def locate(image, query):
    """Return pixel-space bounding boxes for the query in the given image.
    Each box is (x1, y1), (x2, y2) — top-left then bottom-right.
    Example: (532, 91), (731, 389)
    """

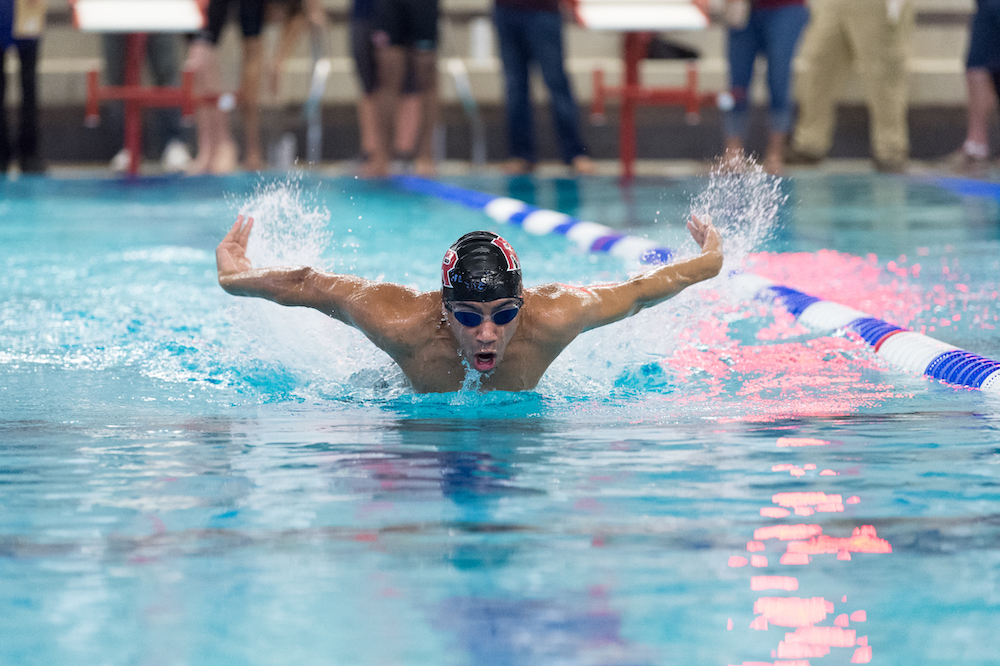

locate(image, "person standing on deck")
(346, 0), (423, 173)
(940, 0), (1000, 175)
(493, 0), (596, 175)
(696, 0), (809, 175)
(784, 0), (914, 173)
(215, 215), (723, 393)
(104, 32), (193, 173)
(0, 0), (46, 175)
(364, 0), (440, 178)
(186, 0), (271, 173)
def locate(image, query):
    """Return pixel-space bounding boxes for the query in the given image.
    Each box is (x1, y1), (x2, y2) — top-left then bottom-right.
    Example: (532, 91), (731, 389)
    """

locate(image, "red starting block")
(573, 0), (719, 179)
(74, 0), (207, 175)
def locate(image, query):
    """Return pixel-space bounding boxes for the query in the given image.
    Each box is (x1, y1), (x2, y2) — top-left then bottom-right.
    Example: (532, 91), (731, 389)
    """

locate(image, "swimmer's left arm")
(566, 214), (723, 331)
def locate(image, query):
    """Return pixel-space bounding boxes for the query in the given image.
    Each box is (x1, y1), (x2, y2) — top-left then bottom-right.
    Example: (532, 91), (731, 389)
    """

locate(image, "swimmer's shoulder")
(527, 282), (600, 305)
(522, 283), (600, 338)
(346, 284), (439, 336)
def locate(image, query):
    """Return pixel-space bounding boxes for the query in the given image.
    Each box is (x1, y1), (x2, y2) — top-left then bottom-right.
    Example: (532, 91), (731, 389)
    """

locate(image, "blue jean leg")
(725, 17), (761, 139)
(725, 5), (808, 139)
(761, 5), (809, 133)
(494, 6), (587, 164)
(0, 40), (40, 166)
(523, 10), (587, 163)
(494, 6), (537, 163)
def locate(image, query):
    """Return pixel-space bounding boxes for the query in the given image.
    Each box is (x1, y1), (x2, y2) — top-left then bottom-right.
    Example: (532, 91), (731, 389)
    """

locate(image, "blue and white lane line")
(393, 176), (675, 264)
(742, 276), (1000, 393)
(392, 175), (1000, 394)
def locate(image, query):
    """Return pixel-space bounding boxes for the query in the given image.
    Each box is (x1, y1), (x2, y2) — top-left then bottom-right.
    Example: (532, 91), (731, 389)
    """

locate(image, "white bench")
(573, 0), (708, 32)
(72, 0), (206, 33)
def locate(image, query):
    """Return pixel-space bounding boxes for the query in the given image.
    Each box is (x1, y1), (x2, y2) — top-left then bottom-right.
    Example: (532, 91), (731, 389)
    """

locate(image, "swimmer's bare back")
(216, 214), (723, 392)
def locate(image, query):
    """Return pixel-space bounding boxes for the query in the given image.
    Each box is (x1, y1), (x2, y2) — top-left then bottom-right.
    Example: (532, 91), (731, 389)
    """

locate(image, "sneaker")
(940, 147), (988, 176)
(161, 140), (192, 173)
(110, 148), (130, 173)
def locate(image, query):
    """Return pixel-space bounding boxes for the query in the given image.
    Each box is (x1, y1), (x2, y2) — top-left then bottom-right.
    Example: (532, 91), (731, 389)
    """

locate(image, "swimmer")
(216, 215), (723, 392)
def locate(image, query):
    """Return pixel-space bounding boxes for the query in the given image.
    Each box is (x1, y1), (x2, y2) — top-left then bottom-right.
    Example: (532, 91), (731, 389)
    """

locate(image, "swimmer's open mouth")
(473, 352), (496, 372)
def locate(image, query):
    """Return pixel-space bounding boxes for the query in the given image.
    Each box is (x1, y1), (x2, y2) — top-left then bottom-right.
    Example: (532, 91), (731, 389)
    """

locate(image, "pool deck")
(20, 157), (1000, 182)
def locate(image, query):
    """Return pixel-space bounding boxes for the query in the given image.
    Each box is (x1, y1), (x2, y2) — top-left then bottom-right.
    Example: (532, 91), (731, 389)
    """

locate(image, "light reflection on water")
(0, 173), (998, 664)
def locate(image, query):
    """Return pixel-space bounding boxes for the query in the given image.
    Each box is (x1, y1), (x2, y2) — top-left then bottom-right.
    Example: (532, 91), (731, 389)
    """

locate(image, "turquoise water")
(1, 172), (998, 665)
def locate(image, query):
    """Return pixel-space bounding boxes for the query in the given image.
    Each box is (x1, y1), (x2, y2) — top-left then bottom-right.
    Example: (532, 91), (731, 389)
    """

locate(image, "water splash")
(541, 157), (787, 397)
(690, 153), (785, 267)
(239, 174), (332, 269)
(460, 362), (484, 393)
(224, 176), (411, 400)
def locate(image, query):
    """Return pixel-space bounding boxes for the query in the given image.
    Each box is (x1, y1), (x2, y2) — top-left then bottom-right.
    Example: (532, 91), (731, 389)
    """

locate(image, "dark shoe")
(19, 153), (47, 175)
(784, 146), (824, 166)
(874, 158), (906, 174)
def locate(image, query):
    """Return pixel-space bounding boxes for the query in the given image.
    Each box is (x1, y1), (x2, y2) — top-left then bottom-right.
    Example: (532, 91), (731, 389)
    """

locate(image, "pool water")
(1, 171), (998, 665)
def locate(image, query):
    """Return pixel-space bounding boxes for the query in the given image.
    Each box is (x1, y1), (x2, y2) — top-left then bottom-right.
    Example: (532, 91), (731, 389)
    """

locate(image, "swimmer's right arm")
(215, 216), (392, 327)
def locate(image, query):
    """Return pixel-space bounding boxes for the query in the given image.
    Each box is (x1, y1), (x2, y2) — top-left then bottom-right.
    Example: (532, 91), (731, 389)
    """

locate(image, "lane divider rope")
(393, 175), (1000, 394)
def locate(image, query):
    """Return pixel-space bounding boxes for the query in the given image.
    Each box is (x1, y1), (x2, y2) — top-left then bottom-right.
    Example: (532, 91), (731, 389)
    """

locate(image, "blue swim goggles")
(445, 298), (523, 328)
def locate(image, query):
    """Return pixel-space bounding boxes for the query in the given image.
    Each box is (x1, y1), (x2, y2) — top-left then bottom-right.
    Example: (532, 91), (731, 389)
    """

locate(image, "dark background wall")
(33, 103), (985, 164)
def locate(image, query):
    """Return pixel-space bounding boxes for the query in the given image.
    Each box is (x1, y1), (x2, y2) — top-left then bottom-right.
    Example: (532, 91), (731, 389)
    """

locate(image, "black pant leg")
(17, 40), (39, 161)
(0, 48), (9, 171)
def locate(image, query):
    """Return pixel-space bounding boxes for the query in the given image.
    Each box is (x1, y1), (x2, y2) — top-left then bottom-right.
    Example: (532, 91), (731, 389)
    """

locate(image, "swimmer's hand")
(687, 214), (723, 257)
(216, 215), (254, 285)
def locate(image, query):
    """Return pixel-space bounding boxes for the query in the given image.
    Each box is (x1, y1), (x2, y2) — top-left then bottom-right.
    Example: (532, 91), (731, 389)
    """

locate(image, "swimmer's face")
(444, 297), (522, 373)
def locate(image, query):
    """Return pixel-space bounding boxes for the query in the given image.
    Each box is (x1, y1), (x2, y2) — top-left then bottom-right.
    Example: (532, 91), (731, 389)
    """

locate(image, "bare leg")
(360, 93), (420, 158)
(366, 45), (407, 178)
(394, 93), (422, 156)
(240, 37), (265, 171)
(965, 68), (995, 153)
(412, 49), (439, 177)
(723, 136), (744, 161)
(763, 131), (786, 175)
(358, 94), (379, 157)
(209, 106), (238, 174)
(185, 41), (236, 175)
(187, 106), (213, 175)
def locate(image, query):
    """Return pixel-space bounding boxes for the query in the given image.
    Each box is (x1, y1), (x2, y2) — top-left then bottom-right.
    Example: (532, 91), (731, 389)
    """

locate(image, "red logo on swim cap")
(442, 248), (458, 287)
(491, 236), (520, 271)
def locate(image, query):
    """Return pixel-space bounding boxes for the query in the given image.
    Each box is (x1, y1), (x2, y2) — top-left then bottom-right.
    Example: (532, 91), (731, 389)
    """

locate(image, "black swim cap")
(441, 231), (522, 302)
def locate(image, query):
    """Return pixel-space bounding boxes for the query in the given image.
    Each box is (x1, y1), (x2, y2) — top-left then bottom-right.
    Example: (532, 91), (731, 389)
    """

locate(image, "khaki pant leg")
(844, 0), (913, 164)
(792, 0), (854, 157)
